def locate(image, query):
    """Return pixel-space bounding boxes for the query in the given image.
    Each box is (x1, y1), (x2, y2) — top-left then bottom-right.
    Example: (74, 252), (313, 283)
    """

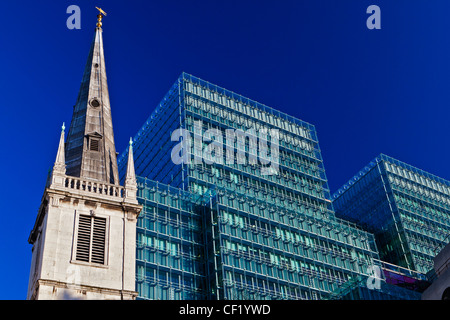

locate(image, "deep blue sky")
(1, 0), (450, 299)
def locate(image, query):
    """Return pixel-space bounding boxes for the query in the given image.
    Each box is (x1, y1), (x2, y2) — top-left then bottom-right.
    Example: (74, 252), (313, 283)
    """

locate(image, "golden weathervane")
(95, 7), (107, 28)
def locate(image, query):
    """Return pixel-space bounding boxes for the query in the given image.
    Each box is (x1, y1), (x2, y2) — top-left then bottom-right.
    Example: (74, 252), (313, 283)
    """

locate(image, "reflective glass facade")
(134, 177), (214, 299)
(119, 73), (381, 300)
(333, 154), (450, 275)
(326, 274), (422, 300)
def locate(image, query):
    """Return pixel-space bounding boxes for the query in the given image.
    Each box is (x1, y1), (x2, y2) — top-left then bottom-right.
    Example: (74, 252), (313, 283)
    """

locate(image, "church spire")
(27, 10), (142, 301)
(64, 12), (120, 184)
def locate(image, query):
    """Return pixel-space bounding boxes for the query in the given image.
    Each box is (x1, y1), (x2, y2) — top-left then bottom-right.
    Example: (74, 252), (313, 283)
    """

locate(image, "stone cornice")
(32, 279), (138, 300)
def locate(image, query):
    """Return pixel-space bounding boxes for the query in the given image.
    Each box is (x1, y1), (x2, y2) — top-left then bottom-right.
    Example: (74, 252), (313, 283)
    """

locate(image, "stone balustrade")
(62, 175), (124, 199)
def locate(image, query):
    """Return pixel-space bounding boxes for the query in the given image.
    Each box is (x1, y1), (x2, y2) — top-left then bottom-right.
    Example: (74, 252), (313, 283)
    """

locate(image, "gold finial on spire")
(95, 7), (107, 28)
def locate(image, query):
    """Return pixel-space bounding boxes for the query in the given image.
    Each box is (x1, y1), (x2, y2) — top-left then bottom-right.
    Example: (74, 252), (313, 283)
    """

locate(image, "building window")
(75, 214), (107, 265)
(90, 98), (101, 108)
(90, 139), (100, 152)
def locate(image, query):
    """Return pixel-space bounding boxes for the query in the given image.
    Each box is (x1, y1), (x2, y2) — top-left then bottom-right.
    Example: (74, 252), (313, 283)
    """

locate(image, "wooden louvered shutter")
(76, 215), (106, 264)
(76, 215), (92, 262)
(90, 139), (100, 151)
(91, 217), (106, 264)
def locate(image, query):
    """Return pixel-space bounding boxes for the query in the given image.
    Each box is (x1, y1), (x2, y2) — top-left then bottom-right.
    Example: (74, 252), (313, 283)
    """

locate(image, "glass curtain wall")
(119, 73), (382, 300)
(135, 177), (214, 300)
(333, 154), (450, 275)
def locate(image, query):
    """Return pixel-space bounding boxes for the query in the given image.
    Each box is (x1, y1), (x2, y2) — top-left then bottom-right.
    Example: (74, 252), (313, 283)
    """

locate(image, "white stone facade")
(27, 175), (141, 300)
(28, 177), (140, 299)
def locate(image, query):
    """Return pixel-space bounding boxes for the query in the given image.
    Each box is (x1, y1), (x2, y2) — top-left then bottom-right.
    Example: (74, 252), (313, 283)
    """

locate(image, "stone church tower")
(27, 12), (142, 300)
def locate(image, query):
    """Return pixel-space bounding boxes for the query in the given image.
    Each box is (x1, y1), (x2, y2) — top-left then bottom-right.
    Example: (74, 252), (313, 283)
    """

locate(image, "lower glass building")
(326, 275), (423, 300)
(332, 154), (450, 275)
(119, 73), (384, 300)
(135, 178), (213, 299)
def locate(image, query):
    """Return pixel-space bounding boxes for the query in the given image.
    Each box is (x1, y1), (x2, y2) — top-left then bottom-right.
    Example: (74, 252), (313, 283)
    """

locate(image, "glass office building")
(119, 73), (382, 300)
(133, 177), (214, 300)
(333, 154), (450, 275)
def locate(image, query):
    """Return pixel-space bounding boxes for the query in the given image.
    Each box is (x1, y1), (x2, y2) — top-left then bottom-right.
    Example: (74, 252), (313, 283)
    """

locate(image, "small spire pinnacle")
(51, 123), (67, 187)
(124, 137), (138, 203)
(62, 122), (65, 133)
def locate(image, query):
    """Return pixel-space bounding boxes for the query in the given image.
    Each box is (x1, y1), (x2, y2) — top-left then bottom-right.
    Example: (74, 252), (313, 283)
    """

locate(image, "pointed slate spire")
(64, 17), (120, 185)
(124, 138), (138, 203)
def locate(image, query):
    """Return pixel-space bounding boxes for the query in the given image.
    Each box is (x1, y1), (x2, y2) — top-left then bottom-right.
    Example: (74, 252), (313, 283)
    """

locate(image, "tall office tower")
(333, 154), (450, 275)
(118, 73), (381, 300)
(27, 14), (141, 300)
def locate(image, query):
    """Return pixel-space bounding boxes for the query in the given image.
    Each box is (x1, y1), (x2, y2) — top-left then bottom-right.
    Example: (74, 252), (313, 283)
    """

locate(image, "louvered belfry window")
(76, 215), (107, 264)
(89, 139), (100, 152)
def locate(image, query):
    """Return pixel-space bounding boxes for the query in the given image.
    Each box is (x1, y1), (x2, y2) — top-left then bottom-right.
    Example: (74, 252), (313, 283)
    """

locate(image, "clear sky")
(1, 0), (450, 299)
